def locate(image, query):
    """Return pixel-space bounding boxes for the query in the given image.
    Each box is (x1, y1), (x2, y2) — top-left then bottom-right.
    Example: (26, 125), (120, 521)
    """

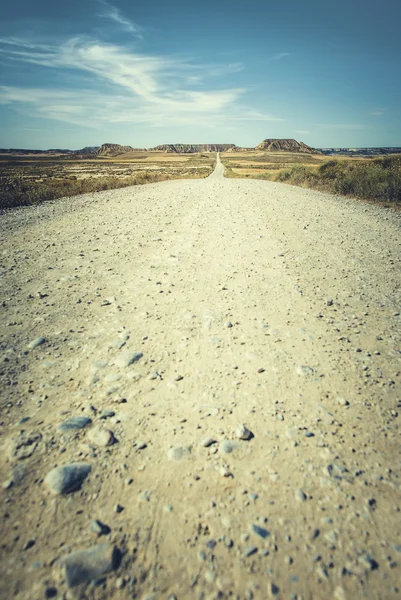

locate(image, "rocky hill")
(255, 139), (319, 153)
(95, 143), (134, 156)
(151, 144), (237, 153)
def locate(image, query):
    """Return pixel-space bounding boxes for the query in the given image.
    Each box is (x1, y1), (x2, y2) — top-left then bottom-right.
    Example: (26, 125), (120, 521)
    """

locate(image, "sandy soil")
(1, 156), (401, 600)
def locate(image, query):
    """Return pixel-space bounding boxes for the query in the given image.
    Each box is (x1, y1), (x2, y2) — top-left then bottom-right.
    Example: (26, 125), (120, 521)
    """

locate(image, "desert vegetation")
(221, 151), (401, 205)
(0, 152), (215, 210)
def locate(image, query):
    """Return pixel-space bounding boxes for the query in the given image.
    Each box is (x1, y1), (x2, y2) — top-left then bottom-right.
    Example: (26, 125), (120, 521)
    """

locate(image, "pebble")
(27, 336), (47, 349)
(115, 351), (143, 368)
(225, 321), (233, 328)
(58, 416), (92, 432)
(219, 440), (238, 454)
(244, 546), (258, 557)
(250, 524), (270, 539)
(44, 463), (91, 495)
(63, 543), (119, 587)
(200, 437), (216, 447)
(135, 441), (147, 450)
(296, 365), (314, 376)
(114, 504), (124, 513)
(115, 577), (126, 589)
(337, 397), (350, 406)
(8, 431), (41, 460)
(235, 423), (252, 440)
(87, 426), (115, 447)
(90, 520), (111, 535)
(295, 489), (307, 502)
(100, 410), (116, 419)
(167, 446), (190, 461)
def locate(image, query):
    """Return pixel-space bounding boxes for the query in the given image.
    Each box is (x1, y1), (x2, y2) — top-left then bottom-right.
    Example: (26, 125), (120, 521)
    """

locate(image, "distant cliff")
(151, 144), (237, 153)
(255, 139), (319, 154)
(95, 143), (134, 156)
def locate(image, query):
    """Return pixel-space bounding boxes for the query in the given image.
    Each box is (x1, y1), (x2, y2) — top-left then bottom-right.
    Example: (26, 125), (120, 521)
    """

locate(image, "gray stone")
(87, 427), (115, 447)
(27, 336), (47, 349)
(44, 463), (91, 495)
(200, 437), (216, 448)
(235, 423), (252, 440)
(115, 351), (143, 368)
(58, 416), (92, 432)
(250, 524), (270, 539)
(8, 431), (42, 460)
(167, 446), (190, 461)
(90, 520), (111, 536)
(63, 543), (119, 587)
(219, 440), (239, 454)
(295, 488), (307, 502)
(244, 546), (258, 557)
(296, 365), (314, 376)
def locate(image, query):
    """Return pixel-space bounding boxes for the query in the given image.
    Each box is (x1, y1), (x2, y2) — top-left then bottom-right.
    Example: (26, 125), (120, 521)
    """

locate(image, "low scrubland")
(0, 152), (215, 210)
(221, 151), (401, 205)
(275, 155), (401, 204)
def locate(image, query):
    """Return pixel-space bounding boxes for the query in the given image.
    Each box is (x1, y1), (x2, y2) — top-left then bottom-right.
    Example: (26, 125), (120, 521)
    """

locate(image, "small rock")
(90, 520), (111, 535)
(8, 431), (42, 460)
(58, 416), (92, 432)
(219, 440), (238, 454)
(44, 463), (91, 495)
(115, 577), (126, 590)
(63, 543), (119, 588)
(337, 397), (349, 407)
(200, 437), (216, 448)
(296, 365), (314, 376)
(220, 466), (232, 477)
(135, 441), (147, 450)
(235, 424), (252, 440)
(244, 546), (258, 557)
(225, 321), (233, 328)
(100, 410), (115, 419)
(167, 446), (190, 461)
(87, 426), (115, 447)
(114, 504), (124, 513)
(250, 524), (270, 539)
(295, 489), (307, 502)
(115, 351), (143, 368)
(23, 539), (36, 550)
(27, 336), (47, 349)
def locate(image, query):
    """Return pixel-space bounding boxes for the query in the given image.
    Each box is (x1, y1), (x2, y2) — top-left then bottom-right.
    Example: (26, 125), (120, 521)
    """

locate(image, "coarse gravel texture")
(0, 154), (401, 599)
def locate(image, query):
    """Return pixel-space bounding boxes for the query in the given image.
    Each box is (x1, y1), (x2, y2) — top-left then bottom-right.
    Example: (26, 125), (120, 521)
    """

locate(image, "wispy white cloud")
(0, 36), (283, 128)
(96, 0), (143, 38)
(271, 52), (290, 61)
(296, 129), (310, 134)
(370, 110), (384, 116)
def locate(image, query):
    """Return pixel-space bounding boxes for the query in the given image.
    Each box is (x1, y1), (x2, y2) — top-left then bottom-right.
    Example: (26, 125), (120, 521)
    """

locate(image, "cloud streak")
(96, 0), (143, 38)
(0, 36), (283, 129)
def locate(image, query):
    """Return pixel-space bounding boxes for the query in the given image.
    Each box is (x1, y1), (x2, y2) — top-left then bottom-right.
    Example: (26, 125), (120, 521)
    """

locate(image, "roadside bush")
(0, 171), (172, 210)
(275, 155), (401, 204)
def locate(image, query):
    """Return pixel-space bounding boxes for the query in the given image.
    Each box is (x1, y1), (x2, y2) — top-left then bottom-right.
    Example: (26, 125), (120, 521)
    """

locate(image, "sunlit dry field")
(220, 150), (328, 179)
(0, 151), (216, 209)
(220, 150), (401, 205)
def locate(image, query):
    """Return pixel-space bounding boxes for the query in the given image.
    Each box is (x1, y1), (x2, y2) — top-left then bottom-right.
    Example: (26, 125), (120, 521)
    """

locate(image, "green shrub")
(275, 155), (401, 204)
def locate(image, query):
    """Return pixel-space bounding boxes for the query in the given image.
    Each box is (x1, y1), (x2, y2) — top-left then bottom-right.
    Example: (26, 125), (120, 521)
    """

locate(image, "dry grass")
(220, 150), (401, 205)
(0, 151), (215, 210)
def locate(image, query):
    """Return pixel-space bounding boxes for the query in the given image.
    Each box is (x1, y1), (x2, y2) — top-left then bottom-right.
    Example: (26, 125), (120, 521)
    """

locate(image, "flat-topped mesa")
(256, 139), (320, 154)
(150, 144), (237, 153)
(95, 143), (134, 156)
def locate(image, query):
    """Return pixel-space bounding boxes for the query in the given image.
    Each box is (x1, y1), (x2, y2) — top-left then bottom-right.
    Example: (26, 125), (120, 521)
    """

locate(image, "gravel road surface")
(1, 155), (401, 599)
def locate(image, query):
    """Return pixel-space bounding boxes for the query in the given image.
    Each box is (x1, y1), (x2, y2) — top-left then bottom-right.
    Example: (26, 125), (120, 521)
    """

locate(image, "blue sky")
(1, 0), (400, 149)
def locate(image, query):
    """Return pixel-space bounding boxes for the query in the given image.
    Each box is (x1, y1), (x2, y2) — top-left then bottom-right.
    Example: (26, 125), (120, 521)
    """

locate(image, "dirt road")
(1, 156), (401, 600)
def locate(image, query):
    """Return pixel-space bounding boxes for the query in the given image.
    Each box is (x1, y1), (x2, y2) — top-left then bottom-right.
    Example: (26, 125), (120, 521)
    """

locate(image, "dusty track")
(1, 156), (401, 599)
